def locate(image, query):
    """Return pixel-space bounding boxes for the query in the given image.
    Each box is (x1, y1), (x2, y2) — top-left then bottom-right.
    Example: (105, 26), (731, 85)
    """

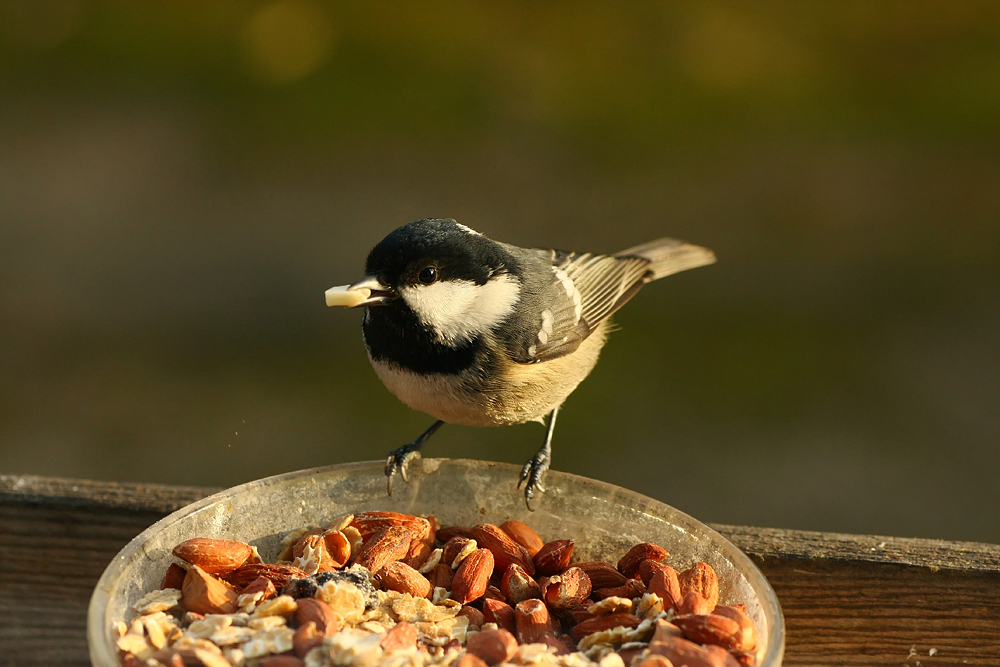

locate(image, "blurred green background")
(1, 1), (998, 542)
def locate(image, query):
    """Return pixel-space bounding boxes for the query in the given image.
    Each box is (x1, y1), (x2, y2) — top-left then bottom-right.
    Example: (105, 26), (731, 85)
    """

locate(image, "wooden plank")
(1, 474), (999, 666)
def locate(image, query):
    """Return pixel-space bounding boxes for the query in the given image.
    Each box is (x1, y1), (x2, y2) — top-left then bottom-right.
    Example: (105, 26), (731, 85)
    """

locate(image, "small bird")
(326, 218), (715, 509)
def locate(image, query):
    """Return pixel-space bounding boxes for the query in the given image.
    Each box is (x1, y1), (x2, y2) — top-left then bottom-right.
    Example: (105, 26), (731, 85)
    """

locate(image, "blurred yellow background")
(1, 1), (998, 541)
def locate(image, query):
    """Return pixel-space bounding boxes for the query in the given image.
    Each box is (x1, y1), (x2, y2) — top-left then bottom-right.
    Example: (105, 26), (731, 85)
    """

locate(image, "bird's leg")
(518, 405), (559, 511)
(385, 420), (444, 496)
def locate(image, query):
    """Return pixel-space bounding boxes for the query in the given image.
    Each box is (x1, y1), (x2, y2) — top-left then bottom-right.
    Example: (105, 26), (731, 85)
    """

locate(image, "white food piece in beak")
(325, 285), (371, 308)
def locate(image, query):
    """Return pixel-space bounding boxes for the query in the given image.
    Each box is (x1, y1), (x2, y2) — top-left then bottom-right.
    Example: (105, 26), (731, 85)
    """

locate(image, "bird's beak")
(325, 276), (396, 308)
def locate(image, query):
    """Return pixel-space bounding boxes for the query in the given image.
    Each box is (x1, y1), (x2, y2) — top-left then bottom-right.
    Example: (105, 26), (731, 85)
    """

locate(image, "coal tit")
(326, 218), (715, 509)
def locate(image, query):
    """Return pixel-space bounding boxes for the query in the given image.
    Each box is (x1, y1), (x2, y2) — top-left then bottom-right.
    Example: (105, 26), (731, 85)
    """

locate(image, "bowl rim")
(88, 458), (785, 666)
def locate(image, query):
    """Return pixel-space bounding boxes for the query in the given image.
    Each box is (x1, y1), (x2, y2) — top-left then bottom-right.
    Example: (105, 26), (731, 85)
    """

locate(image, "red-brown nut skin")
(323, 530), (352, 568)
(712, 605), (758, 652)
(241, 576), (277, 600)
(260, 657), (305, 667)
(672, 614), (741, 651)
(442, 536), (477, 568)
(533, 540), (574, 576)
(482, 598), (517, 635)
(466, 628), (518, 665)
(456, 654), (489, 667)
(436, 525), (474, 543)
(617, 542), (670, 578)
(499, 563), (542, 604)
(542, 566), (592, 611)
(350, 511), (431, 543)
(293, 622), (324, 658)
(376, 561), (432, 598)
(569, 613), (642, 639)
(458, 605), (485, 627)
(172, 538), (253, 574)
(354, 525), (412, 574)
(428, 562), (453, 591)
(574, 561), (627, 589)
(594, 579), (646, 600)
(160, 563), (187, 590)
(381, 622), (419, 651)
(471, 524), (535, 575)
(500, 520), (544, 557)
(452, 548), (494, 604)
(648, 635), (719, 667)
(678, 562), (720, 610)
(514, 599), (551, 645)
(677, 591), (712, 616)
(223, 563), (308, 589)
(403, 540), (432, 570)
(295, 598), (341, 636)
(648, 566), (683, 610)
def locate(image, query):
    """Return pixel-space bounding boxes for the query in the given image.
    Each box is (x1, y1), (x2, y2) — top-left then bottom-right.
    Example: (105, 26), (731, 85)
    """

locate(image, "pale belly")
(367, 322), (609, 427)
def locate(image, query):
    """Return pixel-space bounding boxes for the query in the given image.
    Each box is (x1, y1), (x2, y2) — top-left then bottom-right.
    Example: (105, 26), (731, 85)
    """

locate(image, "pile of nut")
(116, 511), (759, 667)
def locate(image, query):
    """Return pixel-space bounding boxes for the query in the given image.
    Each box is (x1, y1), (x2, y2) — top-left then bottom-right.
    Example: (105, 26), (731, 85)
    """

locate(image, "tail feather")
(616, 237), (716, 282)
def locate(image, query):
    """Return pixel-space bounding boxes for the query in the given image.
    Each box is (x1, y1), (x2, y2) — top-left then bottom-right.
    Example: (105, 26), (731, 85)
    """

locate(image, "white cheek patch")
(400, 275), (520, 345)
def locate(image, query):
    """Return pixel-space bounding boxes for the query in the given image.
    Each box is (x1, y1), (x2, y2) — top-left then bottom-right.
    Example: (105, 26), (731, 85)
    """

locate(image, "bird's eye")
(418, 267), (437, 284)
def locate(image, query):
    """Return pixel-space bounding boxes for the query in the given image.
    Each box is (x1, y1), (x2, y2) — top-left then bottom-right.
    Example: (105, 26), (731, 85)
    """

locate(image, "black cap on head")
(365, 218), (518, 287)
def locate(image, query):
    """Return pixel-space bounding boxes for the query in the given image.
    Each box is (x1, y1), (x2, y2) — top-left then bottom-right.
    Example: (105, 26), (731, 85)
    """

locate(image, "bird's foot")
(385, 444), (422, 496)
(518, 450), (550, 511)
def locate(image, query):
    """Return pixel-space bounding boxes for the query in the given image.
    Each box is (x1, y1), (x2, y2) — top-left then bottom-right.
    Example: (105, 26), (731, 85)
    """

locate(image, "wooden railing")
(2, 474), (999, 666)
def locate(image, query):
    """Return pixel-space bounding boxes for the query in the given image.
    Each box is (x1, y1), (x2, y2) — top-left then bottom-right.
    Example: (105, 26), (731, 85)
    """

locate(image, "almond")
(514, 599), (551, 645)
(617, 542), (669, 578)
(500, 520), (544, 556)
(403, 540), (432, 570)
(533, 539), (574, 576)
(457, 654), (489, 667)
(484, 585), (505, 601)
(260, 657), (304, 667)
(160, 563), (187, 590)
(377, 561), (432, 598)
(323, 530), (352, 568)
(466, 628), (517, 665)
(172, 538), (253, 574)
(731, 650), (756, 667)
(429, 562), (453, 590)
(638, 559), (670, 586)
(574, 561), (627, 589)
(539, 632), (572, 655)
(673, 614), (741, 650)
(293, 621), (324, 658)
(712, 606), (758, 652)
(499, 563), (542, 604)
(381, 621), (418, 651)
(437, 525), (474, 543)
(241, 576), (277, 600)
(458, 605), (485, 627)
(677, 591), (712, 616)
(293, 530), (337, 572)
(704, 645), (744, 667)
(350, 511), (431, 544)
(354, 525), (412, 574)
(223, 563), (308, 590)
(482, 598), (517, 635)
(471, 524), (535, 575)
(678, 562), (720, 609)
(650, 618), (683, 643)
(648, 566), (683, 610)
(594, 579), (646, 600)
(542, 566), (592, 611)
(635, 656), (673, 667)
(564, 604), (596, 625)
(295, 598), (341, 635)
(452, 548), (494, 604)
(181, 565), (238, 614)
(569, 612), (641, 639)
(442, 536), (478, 569)
(648, 635), (718, 667)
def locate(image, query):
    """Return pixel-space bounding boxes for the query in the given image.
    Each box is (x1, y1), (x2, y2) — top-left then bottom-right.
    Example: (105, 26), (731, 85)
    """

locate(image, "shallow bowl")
(88, 459), (784, 666)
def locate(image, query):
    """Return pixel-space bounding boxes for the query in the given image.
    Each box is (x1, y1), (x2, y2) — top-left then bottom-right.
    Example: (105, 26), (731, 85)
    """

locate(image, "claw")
(385, 447), (421, 496)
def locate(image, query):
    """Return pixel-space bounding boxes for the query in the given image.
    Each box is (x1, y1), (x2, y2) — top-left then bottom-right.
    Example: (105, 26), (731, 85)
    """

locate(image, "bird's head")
(327, 218), (523, 345)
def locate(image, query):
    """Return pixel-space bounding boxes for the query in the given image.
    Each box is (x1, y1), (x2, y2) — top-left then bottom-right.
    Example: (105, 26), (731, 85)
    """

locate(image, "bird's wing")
(510, 239), (715, 364)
